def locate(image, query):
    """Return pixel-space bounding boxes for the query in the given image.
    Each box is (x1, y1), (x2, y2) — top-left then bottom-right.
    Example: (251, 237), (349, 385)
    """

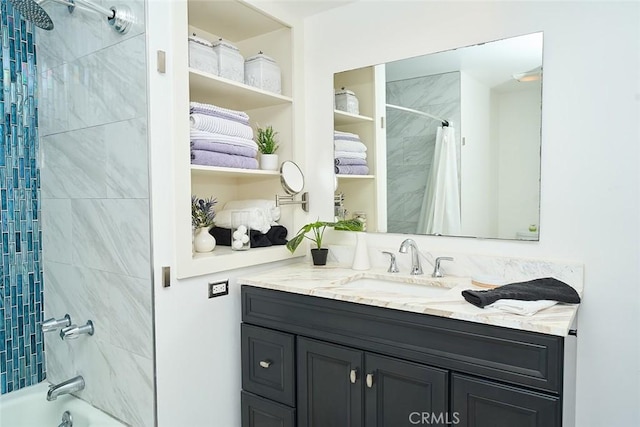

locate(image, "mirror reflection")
(333, 32), (543, 240)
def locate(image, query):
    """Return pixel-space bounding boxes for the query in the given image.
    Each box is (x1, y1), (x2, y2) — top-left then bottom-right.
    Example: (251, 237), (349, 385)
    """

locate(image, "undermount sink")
(339, 277), (452, 298)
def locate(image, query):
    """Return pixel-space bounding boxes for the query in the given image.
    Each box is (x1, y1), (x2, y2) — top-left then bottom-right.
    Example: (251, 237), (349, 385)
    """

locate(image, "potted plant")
(286, 219), (363, 265)
(255, 125), (280, 170)
(191, 195), (217, 253)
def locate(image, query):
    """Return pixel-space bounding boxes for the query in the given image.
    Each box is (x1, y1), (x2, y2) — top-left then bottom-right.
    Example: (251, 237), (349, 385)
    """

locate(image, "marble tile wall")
(37, 0), (153, 425)
(0, 0), (45, 395)
(386, 72), (461, 234)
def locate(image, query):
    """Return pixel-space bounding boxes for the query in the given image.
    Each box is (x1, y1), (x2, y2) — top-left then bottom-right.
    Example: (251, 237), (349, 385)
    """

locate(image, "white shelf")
(191, 165), (280, 178)
(189, 68), (293, 111)
(334, 110), (374, 126)
(337, 174), (375, 179)
(184, 245), (302, 278)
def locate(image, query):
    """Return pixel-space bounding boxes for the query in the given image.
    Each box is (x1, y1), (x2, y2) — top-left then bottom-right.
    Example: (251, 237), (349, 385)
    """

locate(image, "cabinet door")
(242, 391), (296, 427)
(365, 353), (449, 427)
(297, 337), (363, 427)
(452, 374), (560, 427)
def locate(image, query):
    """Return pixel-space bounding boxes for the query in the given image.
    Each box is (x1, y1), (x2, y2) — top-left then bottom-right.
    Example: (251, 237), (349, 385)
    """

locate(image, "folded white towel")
(190, 114), (254, 139)
(190, 130), (258, 150)
(487, 299), (557, 316)
(334, 130), (361, 141)
(224, 199), (281, 224)
(334, 140), (367, 153)
(214, 208), (271, 234)
(335, 150), (367, 160)
(190, 101), (250, 121)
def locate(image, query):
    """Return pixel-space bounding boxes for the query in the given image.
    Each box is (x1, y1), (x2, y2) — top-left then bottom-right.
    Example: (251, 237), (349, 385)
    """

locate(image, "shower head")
(9, 0), (54, 30)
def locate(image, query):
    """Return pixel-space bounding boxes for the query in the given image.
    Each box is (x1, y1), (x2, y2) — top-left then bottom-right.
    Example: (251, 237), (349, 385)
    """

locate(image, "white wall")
(305, 1), (640, 426)
(460, 72), (495, 237)
(496, 87), (542, 238)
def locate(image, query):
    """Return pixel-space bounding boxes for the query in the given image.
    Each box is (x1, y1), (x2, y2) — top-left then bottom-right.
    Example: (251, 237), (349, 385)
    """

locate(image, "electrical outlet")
(208, 280), (229, 298)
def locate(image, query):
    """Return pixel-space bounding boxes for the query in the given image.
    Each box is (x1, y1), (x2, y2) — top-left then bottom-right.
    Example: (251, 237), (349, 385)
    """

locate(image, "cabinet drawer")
(242, 324), (296, 406)
(242, 391), (296, 427)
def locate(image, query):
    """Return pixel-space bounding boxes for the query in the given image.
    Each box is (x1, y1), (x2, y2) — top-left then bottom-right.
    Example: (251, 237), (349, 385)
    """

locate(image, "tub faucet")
(398, 238), (423, 275)
(47, 376), (85, 401)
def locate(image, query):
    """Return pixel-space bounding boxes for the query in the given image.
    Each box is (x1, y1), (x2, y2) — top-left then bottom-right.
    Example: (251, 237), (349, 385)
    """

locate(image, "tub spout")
(47, 376), (85, 401)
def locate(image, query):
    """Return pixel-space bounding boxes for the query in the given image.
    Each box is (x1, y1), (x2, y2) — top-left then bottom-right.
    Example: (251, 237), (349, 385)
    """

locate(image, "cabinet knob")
(259, 360), (272, 369)
(366, 373), (374, 388)
(349, 369), (358, 384)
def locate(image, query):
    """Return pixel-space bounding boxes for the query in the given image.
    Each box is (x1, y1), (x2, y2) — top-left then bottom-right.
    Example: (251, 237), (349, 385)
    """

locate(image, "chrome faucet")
(398, 238), (423, 275)
(60, 320), (94, 340)
(432, 256), (454, 278)
(47, 376), (85, 401)
(382, 251), (400, 273)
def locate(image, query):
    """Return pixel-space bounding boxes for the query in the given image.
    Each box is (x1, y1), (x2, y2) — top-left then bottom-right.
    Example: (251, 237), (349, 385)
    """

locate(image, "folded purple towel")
(335, 157), (368, 166)
(191, 150), (259, 169)
(335, 165), (369, 175)
(191, 141), (257, 158)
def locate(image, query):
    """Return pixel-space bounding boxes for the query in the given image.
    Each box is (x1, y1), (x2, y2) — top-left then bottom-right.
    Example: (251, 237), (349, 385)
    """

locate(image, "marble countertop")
(238, 262), (580, 336)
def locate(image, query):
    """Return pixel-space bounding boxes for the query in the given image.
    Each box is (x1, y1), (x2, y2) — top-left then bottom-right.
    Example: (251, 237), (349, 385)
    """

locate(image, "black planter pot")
(310, 248), (329, 266)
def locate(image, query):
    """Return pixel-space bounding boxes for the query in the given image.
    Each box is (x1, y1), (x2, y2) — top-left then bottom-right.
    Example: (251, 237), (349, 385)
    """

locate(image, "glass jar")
(231, 211), (251, 251)
(353, 211), (367, 232)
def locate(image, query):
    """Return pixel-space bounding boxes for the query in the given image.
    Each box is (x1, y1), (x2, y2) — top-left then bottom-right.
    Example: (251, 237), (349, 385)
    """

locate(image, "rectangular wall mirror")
(333, 32), (543, 241)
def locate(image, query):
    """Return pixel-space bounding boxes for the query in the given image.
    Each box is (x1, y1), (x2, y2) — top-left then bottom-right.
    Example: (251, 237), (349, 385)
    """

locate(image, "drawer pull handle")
(366, 373), (374, 388)
(259, 360), (272, 369)
(349, 369), (358, 384)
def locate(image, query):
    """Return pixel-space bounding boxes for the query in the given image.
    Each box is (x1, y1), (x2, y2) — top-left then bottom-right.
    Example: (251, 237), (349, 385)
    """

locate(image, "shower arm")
(42, 0), (115, 19)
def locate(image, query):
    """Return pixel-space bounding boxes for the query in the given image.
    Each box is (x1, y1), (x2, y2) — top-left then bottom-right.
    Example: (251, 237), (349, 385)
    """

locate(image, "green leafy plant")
(191, 195), (217, 228)
(286, 219), (364, 253)
(255, 125), (280, 154)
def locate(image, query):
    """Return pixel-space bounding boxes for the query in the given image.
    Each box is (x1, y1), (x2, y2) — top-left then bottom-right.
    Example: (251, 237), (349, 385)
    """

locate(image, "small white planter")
(260, 154), (279, 171)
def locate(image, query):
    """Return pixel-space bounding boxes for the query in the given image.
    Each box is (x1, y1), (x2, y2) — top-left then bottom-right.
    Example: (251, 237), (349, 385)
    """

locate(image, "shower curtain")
(417, 126), (461, 235)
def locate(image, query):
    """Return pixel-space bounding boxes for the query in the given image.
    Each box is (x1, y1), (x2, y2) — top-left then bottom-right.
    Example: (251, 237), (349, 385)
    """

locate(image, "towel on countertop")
(461, 277), (581, 308)
(190, 130), (258, 150)
(214, 208), (272, 234)
(190, 101), (250, 125)
(334, 130), (361, 142)
(191, 141), (257, 158)
(334, 139), (367, 153)
(487, 299), (558, 316)
(224, 199), (281, 223)
(191, 150), (259, 170)
(190, 114), (254, 139)
(335, 157), (368, 166)
(334, 150), (367, 160)
(335, 165), (369, 175)
(209, 225), (288, 248)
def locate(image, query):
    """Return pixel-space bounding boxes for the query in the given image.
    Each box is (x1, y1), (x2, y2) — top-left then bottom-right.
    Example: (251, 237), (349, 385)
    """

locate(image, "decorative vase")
(351, 232), (370, 271)
(194, 227), (216, 253)
(260, 154), (279, 171)
(311, 248), (329, 266)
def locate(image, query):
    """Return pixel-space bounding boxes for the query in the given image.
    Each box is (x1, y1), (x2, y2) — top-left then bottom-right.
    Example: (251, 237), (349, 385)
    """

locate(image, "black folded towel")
(209, 227), (272, 248)
(265, 225), (288, 245)
(461, 277), (581, 308)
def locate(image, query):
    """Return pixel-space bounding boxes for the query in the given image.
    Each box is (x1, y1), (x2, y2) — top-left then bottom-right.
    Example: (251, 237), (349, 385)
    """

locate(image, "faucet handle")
(42, 314), (72, 333)
(60, 320), (94, 340)
(381, 251), (400, 273)
(432, 257), (454, 278)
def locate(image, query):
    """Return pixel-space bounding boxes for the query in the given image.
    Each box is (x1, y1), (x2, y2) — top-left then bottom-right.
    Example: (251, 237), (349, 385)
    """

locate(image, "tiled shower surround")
(385, 72), (461, 234)
(0, 0), (45, 394)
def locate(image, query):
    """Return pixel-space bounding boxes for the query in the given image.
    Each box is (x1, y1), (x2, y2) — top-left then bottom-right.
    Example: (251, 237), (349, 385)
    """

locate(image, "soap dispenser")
(351, 232), (371, 271)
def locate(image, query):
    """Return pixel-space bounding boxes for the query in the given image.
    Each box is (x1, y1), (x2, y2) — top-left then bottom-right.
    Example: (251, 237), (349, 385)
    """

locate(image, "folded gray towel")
(461, 277), (581, 308)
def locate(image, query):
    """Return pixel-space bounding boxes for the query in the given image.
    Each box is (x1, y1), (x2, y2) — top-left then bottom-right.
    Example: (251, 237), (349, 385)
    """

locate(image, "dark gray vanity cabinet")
(241, 285), (564, 427)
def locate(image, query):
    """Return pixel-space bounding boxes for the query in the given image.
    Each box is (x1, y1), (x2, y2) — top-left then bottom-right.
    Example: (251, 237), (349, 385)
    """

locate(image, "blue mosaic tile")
(0, 0), (43, 395)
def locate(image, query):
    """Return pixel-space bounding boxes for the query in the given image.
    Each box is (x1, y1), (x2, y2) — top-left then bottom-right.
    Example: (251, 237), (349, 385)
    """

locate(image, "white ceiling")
(385, 32), (544, 92)
(269, 0), (357, 19)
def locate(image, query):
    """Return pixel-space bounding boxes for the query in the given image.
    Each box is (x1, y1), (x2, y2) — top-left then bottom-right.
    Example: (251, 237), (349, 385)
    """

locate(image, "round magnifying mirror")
(280, 161), (304, 195)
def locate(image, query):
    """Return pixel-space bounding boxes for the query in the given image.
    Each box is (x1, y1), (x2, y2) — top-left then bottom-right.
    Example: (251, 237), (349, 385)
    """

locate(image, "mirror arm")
(276, 192), (309, 212)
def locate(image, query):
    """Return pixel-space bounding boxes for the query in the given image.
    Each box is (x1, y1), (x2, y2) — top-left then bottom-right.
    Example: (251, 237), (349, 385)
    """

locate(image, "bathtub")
(0, 382), (126, 427)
